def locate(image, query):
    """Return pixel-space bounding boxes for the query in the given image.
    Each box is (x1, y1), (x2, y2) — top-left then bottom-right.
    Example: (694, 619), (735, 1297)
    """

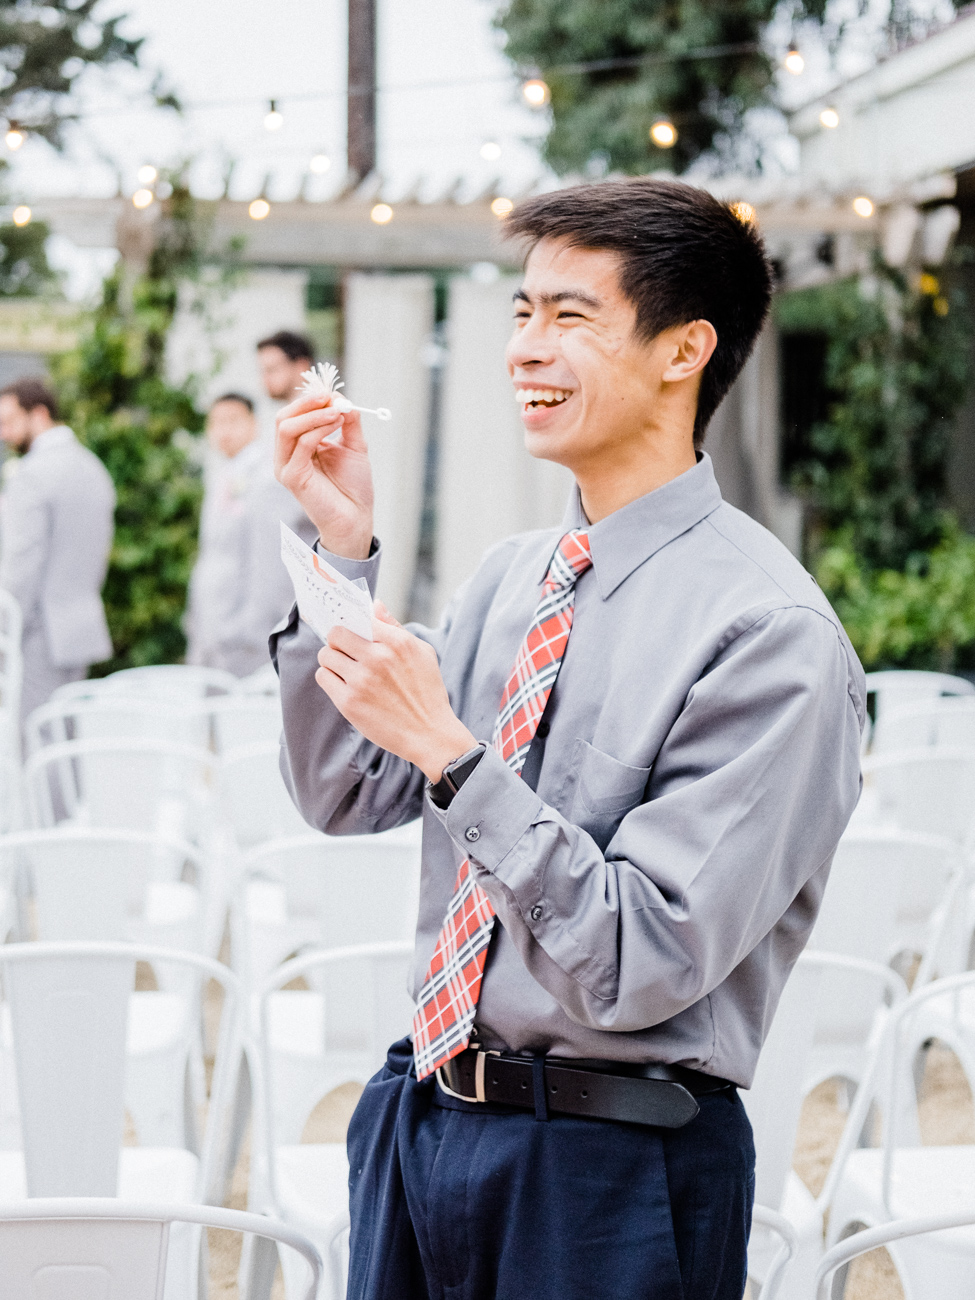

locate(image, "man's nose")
(506, 316), (558, 370)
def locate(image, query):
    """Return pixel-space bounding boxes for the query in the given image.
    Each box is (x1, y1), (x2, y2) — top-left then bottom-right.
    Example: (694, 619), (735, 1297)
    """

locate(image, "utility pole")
(347, 0), (376, 181)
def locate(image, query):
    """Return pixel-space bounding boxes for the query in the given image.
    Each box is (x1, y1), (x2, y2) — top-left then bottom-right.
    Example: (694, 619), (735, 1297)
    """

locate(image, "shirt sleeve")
(0, 474), (50, 623)
(270, 540), (463, 836)
(432, 603), (863, 1034)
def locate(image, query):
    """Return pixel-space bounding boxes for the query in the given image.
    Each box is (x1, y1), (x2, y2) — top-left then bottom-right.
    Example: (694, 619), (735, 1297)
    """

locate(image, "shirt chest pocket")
(561, 739), (652, 846)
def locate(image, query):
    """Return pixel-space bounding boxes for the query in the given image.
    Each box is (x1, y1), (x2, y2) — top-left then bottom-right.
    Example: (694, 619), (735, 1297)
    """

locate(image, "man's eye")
(557, 311), (582, 319)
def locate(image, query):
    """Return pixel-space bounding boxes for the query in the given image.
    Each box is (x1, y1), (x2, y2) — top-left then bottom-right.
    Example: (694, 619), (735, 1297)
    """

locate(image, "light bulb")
(650, 119), (677, 148)
(370, 203), (393, 225)
(852, 196), (874, 218)
(264, 100), (284, 131)
(5, 129), (24, 151)
(309, 153), (331, 174)
(522, 79), (550, 108)
(249, 198), (271, 220)
(784, 47), (804, 75)
(11, 205), (30, 227)
(491, 196), (514, 218)
(480, 141), (502, 162)
(819, 107), (840, 129)
(137, 165), (157, 185)
(132, 189), (154, 209)
(732, 201), (756, 225)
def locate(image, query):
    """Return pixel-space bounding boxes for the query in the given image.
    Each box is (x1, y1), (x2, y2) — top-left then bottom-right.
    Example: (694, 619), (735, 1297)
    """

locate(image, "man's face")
(207, 399), (257, 459)
(505, 238), (681, 477)
(0, 395), (34, 451)
(258, 346), (311, 402)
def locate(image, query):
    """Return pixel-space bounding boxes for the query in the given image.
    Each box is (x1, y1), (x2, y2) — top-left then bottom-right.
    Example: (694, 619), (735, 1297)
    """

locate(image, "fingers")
(326, 626), (372, 659)
(315, 664), (351, 708)
(333, 408), (367, 454)
(374, 600), (401, 627)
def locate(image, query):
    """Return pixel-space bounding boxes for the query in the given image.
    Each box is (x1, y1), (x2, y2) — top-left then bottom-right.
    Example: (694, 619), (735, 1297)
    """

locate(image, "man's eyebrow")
(513, 288), (602, 310)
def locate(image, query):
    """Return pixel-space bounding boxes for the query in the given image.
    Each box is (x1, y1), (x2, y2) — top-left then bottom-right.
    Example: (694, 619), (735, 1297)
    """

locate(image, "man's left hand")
(316, 604), (478, 784)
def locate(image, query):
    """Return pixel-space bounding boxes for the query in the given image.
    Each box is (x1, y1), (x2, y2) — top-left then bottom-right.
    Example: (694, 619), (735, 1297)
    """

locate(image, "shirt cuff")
(429, 744), (543, 883)
(313, 537), (382, 596)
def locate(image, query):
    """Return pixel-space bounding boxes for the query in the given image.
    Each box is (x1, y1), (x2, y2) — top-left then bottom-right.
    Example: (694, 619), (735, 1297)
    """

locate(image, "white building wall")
(344, 272), (435, 621)
(434, 276), (574, 618)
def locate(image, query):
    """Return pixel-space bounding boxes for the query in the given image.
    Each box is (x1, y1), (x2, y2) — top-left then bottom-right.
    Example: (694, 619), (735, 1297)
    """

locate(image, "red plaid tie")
(412, 530), (593, 1080)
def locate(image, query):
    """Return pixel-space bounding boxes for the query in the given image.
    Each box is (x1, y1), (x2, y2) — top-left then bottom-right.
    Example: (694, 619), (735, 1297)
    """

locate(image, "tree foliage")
(495, 0), (967, 175)
(777, 261), (974, 669)
(0, 217), (59, 295)
(51, 180), (210, 672)
(0, 1), (147, 147)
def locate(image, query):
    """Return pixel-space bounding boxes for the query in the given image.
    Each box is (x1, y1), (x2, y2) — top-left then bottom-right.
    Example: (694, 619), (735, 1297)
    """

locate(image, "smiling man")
(272, 179), (865, 1300)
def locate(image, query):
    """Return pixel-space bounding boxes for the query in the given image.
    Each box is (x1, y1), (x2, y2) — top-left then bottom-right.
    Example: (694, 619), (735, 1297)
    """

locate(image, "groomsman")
(256, 330), (315, 404)
(0, 378), (115, 727)
(186, 392), (315, 678)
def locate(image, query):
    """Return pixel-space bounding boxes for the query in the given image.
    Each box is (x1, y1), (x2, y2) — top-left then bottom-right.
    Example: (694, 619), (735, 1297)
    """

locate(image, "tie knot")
(544, 529), (592, 593)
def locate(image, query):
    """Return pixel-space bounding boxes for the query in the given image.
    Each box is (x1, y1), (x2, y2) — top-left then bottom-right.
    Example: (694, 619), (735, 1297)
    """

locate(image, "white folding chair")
(749, 1204), (799, 1300)
(866, 671), (974, 729)
(236, 662), (281, 696)
(808, 828), (964, 999)
(874, 696), (975, 754)
(208, 694), (283, 754)
(98, 664), (240, 699)
(743, 950), (908, 1300)
(862, 747), (975, 844)
(26, 694), (209, 753)
(235, 825), (422, 992)
(826, 971), (975, 1299)
(252, 941), (415, 1300)
(0, 942), (240, 1298)
(24, 737), (217, 846)
(816, 1210), (975, 1300)
(0, 1198), (322, 1300)
(218, 742), (309, 848)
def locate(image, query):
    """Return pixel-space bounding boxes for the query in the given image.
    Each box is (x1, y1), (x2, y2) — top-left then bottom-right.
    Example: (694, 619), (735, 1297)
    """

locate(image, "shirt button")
(536, 721), (550, 739)
(530, 904), (543, 921)
(465, 826), (480, 843)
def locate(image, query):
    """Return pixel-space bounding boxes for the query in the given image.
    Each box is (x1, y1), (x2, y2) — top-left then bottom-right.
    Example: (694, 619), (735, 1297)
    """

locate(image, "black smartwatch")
(429, 743), (487, 809)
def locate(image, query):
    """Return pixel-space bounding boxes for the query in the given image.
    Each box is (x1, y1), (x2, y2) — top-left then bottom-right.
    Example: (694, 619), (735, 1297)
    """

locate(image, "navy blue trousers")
(346, 1038), (755, 1300)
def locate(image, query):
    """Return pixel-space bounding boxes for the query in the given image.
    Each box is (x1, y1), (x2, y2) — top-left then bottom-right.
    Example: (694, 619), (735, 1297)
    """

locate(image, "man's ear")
(661, 320), (718, 384)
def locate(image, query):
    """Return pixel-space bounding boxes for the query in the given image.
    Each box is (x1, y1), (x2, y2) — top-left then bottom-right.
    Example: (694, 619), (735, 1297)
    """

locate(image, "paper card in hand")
(280, 522), (374, 643)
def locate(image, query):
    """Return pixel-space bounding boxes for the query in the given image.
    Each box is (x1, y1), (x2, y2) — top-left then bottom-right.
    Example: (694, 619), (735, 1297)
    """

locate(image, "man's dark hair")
(256, 330), (315, 363)
(506, 178), (773, 446)
(211, 392), (255, 412)
(0, 377), (59, 421)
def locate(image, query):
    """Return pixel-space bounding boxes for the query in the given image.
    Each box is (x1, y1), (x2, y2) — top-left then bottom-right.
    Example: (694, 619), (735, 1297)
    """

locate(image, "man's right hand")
(274, 392), (375, 561)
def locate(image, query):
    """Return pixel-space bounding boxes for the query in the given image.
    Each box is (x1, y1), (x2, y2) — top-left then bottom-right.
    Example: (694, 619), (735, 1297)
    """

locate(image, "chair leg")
(238, 1229), (278, 1300)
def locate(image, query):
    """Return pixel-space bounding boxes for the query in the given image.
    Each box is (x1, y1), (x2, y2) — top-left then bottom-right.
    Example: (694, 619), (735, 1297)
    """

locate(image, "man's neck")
(575, 440), (697, 524)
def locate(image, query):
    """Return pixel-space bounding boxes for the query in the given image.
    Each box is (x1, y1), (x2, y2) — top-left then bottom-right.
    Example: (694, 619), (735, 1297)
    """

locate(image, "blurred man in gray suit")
(0, 378), (115, 726)
(186, 392), (315, 678)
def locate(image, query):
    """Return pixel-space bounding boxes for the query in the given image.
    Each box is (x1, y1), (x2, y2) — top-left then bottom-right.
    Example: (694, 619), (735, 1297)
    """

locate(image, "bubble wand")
(300, 362), (392, 422)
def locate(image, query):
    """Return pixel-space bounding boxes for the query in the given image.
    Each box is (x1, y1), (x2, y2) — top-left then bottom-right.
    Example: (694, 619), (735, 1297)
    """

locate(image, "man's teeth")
(517, 389), (571, 406)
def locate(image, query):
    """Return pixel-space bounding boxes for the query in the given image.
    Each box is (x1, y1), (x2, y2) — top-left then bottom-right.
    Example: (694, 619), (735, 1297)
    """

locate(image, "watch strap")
(429, 743), (487, 809)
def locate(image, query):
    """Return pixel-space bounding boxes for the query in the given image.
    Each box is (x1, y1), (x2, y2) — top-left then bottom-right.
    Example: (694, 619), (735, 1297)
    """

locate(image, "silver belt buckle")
(435, 1047), (499, 1103)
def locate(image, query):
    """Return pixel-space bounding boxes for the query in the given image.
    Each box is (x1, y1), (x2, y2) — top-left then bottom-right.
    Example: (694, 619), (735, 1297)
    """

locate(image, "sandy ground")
(200, 1041), (974, 1298)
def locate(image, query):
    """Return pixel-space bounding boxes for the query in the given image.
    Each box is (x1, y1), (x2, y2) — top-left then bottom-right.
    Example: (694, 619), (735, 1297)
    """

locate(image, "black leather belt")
(437, 1048), (734, 1129)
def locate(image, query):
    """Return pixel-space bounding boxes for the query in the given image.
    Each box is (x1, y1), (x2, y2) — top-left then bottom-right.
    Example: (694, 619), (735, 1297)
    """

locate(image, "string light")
(249, 198), (271, 220)
(370, 203), (394, 225)
(11, 205), (30, 227)
(132, 188), (154, 209)
(480, 141), (502, 161)
(522, 79), (550, 108)
(309, 153), (331, 174)
(491, 196), (514, 218)
(5, 127), (24, 151)
(650, 119), (677, 148)
(852, 196), (874, 218)
(784, 46), (804, 75)
(819, 107), (839, 129)
(137, 165), (157, 185)
(732, 201), (756, 225)
(264, 99), (284, 131)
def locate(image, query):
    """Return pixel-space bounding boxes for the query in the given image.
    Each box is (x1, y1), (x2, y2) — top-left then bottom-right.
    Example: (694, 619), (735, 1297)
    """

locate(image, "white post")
(343, 272), (435, 620)
(434, 275), (573, 618)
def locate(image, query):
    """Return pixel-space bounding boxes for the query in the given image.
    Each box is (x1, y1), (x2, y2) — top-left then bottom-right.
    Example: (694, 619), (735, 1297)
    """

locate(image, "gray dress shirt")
(271, 453), (865, 1087)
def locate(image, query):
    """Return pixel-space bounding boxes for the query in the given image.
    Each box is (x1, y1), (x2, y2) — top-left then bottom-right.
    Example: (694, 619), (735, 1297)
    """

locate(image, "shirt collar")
(26, 424), (75, 456)
(557, 452), (723, 600)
